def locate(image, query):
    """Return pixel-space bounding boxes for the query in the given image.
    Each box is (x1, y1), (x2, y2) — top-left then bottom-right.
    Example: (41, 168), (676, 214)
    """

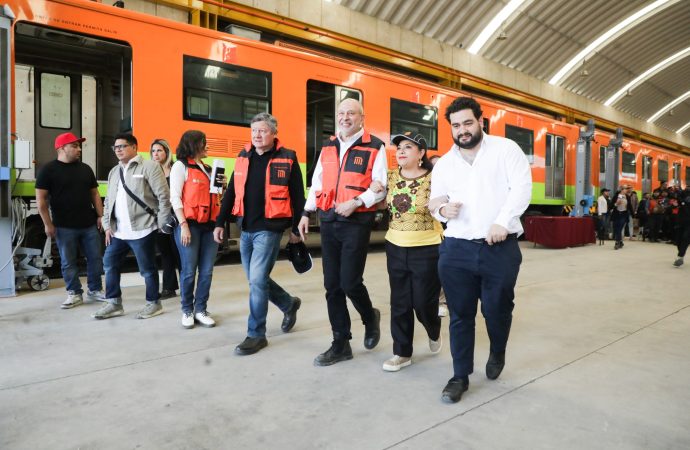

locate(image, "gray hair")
(250, 112), (278, 134)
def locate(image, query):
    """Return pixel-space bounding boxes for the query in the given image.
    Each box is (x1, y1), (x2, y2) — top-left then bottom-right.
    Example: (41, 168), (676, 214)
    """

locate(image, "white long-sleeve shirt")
(597, 195), (608, 215)
(430, 133), (532, 239)
(304, 128), (388, 212)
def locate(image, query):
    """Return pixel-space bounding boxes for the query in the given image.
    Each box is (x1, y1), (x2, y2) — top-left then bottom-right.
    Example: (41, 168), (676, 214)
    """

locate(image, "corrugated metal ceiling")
(334, 0), (690, 137)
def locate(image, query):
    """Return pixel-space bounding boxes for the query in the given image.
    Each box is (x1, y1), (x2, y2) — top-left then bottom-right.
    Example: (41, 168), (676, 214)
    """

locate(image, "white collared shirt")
(304, 128), (387, 211)
(430, 133), (532, 239)
(113, 159), (156, 240)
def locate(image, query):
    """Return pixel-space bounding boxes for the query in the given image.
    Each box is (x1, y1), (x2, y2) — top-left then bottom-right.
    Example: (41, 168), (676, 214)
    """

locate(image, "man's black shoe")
(313, 340), (353, 366)
(441, 377), (469, 403)
(363, 308), (381, 350)
(486, 351), (505, 380)
(235, 336), (268, 356)
(160, 289), (177, 300)
(281, 297), (301, 333)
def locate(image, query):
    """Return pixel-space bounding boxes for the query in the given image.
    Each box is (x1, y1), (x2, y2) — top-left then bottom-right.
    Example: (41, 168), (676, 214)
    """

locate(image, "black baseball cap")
(286, 241), (313, 274)
(391, 132), (428, 151)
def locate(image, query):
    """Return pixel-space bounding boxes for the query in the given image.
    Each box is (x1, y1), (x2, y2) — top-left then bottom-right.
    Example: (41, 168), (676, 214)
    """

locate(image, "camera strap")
(119, 167), (156, 217)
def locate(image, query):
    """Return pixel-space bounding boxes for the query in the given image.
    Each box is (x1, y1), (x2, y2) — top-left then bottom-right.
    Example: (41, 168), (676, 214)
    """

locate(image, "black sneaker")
(314, 340), (353, 366)
(363, 308), (381, 350)
(441, 377), (469, 403)
(281, 297), (301, 333)
(160, 290), (177, 300)
(235, 336), (268, 356)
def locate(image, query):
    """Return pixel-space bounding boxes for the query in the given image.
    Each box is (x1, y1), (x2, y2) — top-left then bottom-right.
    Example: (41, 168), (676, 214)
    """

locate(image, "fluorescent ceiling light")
(549, 0), (678, 85)
(467, 0), (526, 55)
(647, 90), (690, 123)
(604, 46), (690, 106)
(204, 66), (220, 79)
(677, 121), (690, 134)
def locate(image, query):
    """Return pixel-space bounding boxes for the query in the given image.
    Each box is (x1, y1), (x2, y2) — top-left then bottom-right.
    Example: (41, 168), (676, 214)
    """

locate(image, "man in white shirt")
(430, 97), (532, 403)
(298, 98), (387, 366)
(94, 133), (172, 320)
(597, 188), (611, 242)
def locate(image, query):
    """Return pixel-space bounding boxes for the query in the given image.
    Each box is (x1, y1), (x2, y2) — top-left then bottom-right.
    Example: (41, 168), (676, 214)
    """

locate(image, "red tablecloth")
(524, 216), (596, 249)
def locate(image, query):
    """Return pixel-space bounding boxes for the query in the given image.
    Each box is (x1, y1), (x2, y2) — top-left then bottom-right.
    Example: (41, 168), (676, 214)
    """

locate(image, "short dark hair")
(176, 130), (206, 161)
(114, 133), (137, 146)
(445, 96), (483, 123)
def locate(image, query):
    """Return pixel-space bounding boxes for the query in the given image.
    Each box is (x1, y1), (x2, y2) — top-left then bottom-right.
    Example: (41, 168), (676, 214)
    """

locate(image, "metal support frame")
(605, 128), (624, 194)
(573, 119), (595, 217)
(0, 5), (15, 297)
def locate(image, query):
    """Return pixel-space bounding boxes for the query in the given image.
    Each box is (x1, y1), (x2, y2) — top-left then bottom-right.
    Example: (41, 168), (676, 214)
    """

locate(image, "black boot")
(314, 339), (353, 366)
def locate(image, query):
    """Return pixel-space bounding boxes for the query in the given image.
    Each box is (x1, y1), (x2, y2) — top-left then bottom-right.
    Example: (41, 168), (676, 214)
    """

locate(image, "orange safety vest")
(315, 130), (382, 213)
(232, 141), (296, 219)
(181, 158), (221, 224)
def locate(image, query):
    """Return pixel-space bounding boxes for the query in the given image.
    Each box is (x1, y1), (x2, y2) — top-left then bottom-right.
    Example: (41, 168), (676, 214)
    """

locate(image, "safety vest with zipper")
(232, 141), (296, 219)
(181, 158), (221, 224)
(315, 130), (382, 213)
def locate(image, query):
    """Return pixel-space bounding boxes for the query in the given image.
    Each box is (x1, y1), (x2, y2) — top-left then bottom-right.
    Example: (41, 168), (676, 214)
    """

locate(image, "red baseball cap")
(54, 132), (86, 149)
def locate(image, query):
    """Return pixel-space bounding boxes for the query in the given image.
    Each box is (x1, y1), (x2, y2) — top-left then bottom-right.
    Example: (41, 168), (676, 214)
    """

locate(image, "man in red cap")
(36, 132), (105, 309)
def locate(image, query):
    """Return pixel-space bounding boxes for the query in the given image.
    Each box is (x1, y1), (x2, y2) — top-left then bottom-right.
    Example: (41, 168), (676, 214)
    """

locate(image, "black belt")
(467, 233), (517, 244)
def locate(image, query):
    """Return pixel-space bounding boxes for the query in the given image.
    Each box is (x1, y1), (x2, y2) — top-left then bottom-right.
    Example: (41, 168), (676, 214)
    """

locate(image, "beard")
(453, 130), (482, 149)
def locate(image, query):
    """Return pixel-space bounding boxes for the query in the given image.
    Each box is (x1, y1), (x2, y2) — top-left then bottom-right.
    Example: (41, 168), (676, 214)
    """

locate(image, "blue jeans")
(103, 231), (159, 305)
(174, 223), (218, 314)
(55, 225), (103, 294)
(240, 230), (293, 337)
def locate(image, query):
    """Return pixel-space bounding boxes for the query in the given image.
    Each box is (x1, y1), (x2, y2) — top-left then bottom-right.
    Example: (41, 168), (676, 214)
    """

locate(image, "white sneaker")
(382, 355), (412, 372)
(438, 304), (448, 317)
(61, 292), (83, 309)
(194, 311), (216, 328)
(429, 334), (443, 354)
(181, 312), (194, 329)
(86, 290), (106, 302)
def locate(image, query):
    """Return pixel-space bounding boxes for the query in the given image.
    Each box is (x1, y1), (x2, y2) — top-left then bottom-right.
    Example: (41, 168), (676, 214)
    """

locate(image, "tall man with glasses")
(298, 98), (387, 366)
(36, 132), (105, 309)
(93, 133), (172, 320)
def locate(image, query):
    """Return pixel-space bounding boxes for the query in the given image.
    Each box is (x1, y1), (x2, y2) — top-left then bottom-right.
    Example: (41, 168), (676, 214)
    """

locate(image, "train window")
(505, 124), (533, 163)
(390, 99), (438, 150)
(686, 167), (690, 187)
(658, 160), (668, 182)
(40, 73), (71, 129)
(621, 151), (636, 176)
(183, 55), (271, 126)
(673, 162), (681, 185)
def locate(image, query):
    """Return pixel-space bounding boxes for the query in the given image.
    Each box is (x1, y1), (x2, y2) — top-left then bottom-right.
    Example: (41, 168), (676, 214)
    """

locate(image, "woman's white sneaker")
(194, 311), (216, 328)
(181, 312), (194, 329)
(382, 355), (412, 372)
(429, 334), (443, 354)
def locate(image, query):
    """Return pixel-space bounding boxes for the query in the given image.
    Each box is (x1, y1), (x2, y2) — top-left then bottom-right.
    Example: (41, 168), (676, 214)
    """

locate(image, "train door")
(14, 23), (132, 181)
(305, 79), (361, 185)
(545, 133), (565, 198)
(673, 162), (681, 187)
(642, 156), (652, 193)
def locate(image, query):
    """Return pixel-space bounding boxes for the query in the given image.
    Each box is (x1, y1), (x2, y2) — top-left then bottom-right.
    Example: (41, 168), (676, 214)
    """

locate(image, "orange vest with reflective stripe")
(232, 142), (295, 219)
(315, 130), (382, 213)
(181, 159), (221, 224)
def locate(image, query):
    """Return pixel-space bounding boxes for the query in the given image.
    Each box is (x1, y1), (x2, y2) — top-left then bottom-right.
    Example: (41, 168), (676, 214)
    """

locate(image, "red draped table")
(523, 216), (596, 249)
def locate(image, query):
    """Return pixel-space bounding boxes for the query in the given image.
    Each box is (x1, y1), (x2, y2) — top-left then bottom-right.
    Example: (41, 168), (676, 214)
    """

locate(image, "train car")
(7, 0), (689, 251)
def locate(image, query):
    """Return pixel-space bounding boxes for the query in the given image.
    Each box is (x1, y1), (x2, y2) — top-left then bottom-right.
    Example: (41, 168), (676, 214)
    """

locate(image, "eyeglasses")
(111, 144), (131, 151)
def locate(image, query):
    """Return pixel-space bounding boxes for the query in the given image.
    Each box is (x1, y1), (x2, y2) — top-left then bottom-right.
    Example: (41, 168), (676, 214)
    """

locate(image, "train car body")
(7, 0), (690, 230)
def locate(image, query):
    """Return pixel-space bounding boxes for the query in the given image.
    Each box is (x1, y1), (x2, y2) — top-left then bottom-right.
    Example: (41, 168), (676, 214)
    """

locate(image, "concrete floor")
(1, 239), (689, 449)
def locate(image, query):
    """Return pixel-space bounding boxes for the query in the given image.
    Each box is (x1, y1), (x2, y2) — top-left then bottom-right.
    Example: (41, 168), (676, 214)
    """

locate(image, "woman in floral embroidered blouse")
(379, 132), (443, 372)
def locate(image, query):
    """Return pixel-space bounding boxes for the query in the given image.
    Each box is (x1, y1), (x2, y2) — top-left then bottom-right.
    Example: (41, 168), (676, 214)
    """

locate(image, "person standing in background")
(150, 139), (180, 299)
(35, 132), (105, 309)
